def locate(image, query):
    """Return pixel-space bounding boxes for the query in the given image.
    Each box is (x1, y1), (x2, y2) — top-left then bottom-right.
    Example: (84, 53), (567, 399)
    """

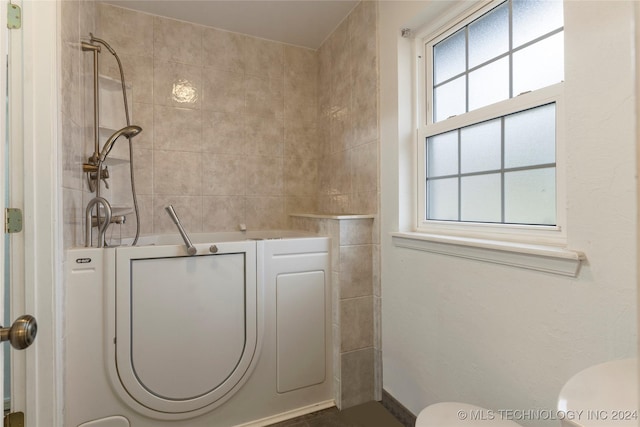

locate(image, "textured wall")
(380, 2), (637, 426)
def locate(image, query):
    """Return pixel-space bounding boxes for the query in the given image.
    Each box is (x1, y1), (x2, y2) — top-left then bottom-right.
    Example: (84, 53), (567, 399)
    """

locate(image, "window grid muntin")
(425, 103), (556, 226)
(431, 0), (563, 122)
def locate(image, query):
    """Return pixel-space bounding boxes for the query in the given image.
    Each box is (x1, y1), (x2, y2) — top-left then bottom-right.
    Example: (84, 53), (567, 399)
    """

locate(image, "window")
(417, 0), (564, 243)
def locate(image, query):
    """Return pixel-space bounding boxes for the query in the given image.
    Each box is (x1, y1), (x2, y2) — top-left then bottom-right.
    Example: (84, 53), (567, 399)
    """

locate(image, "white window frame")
(415, 0), (566, 246)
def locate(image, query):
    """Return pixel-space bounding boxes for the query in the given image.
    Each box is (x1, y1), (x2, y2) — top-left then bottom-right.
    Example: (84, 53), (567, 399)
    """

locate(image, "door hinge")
(5, 208), (23, 233)
(6, 3), (21, 29)
(4, 412), (24, 427)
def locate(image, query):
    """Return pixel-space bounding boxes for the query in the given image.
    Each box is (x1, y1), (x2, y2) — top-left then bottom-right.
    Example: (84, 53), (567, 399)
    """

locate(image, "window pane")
(434, 76), (466, 122)
(433, 29), (466, 85)
(460, 119), (501, 174)
(513, 0), (563, 48)
(504, 103), (555, 168)
(461, 174), (501, 222)
(428, 178), (458, 220)
(468, 57), (509, 111)
(427, 131), (458, 177)
(513, 32), (564, 95)
(468, 2), (509, 68)
(504, 167), (556, 225)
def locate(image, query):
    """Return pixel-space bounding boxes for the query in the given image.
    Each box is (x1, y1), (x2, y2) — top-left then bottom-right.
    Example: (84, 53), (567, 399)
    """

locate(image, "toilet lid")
(416, 402), (523, 427)
(557, 358), (638, 427)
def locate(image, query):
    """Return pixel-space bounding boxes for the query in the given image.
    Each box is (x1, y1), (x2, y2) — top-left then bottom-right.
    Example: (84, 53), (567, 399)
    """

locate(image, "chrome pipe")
(85, 197), (112, 248)
(81, 41), (101, 163)
(165, 205), (197, 256)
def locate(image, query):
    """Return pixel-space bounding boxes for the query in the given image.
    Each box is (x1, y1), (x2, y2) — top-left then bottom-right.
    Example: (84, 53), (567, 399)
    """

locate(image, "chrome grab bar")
(85, 197), (112, 248)
(165, 205), (197, 256)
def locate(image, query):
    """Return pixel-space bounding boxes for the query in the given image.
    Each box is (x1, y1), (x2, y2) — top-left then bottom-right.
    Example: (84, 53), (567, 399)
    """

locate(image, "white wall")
(380, 2), (637, 426)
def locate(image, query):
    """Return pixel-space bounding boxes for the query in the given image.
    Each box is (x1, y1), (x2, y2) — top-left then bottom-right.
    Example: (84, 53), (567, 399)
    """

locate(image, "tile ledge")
(290, 213), (375, 220)
(391, 231), (586, 277)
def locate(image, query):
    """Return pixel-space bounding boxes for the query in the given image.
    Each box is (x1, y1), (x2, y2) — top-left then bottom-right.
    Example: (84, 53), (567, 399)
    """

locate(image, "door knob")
(0, 315), (37, 350)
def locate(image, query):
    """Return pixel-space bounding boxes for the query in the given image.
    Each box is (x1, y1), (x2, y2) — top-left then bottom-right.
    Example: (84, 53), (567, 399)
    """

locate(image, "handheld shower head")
(98, 125), (142, 162)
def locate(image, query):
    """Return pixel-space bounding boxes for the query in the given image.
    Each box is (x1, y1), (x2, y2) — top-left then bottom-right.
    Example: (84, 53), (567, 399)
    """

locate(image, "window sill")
(391, 231), (585, 277)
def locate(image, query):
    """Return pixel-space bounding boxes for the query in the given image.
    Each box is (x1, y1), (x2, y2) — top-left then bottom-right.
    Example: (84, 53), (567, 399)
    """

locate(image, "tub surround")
(290, 214), (380, 409)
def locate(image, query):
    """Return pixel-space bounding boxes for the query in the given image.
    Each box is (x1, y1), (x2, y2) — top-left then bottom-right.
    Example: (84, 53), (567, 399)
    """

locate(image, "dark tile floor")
(267, 401), (405, 427)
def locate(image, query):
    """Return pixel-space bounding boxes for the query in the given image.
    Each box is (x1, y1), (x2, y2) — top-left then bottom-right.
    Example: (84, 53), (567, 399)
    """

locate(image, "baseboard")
(381, 390), (417, 427)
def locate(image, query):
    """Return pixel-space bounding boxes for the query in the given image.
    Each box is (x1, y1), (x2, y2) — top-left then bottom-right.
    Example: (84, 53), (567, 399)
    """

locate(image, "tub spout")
(165, 205), (197, 256)
(85, 197), (112, 248)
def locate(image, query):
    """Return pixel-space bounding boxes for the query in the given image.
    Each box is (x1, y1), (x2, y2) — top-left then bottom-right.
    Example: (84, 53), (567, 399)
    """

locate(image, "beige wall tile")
(284, 126), (319, 159)
(285, 45), (317, 78)
(97, 4), (153, 58)
(202, 67), (245, 114)
(100, 54), (154, 105)
(153, 150), (202, 195)
(61, 0), (79, 43)
(330, 150), (352, 196)
(330, 107), (353, 153)
(131, 102), (153, 150)
(154, 105), (202, 152)
(61, 42), (83, 126)
(285, 98), (317, 128)
(352, 141), (378, 194)
(119, 194), (153, 238)
(202, 111), (246, 154)
(245, 37), (284, 80)
(339, 245), (373, 299)
(202, 27), (247, 73)
(245, 75), (284, 119)
(352, 66), (378, 146)
(201, 154), (246, 196)
(131, 147), (153, 195)
(63, 188), (84, 248)
(351, 191), (378, 214)
(61, 113), (84, 191)
(154, 16), (202, 66)
(153, 59), (202, 109)
(79, 0), (96, 44)
(245, 196), (285, 230)
(349, 0), (378, 79)
(340, 348), (375, 408)
(245, 156), (283, 196)
(284, 156), (317, 197)
(152, 195), (203, 234)
(373, 244), (381, 297)
(285, 196), (317, 215)
(202, 196), (246, 231)
(244, 115), (284, 156)
(340, 296), (373, 351)
(339, 219), (374, 245)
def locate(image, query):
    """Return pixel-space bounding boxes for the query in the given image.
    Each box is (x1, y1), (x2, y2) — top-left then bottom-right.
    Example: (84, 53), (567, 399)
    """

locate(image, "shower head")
(98, 125), (142, 162)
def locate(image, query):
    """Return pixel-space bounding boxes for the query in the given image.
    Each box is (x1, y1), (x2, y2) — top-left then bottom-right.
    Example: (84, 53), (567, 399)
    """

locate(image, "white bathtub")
(64, 231), (333, 427)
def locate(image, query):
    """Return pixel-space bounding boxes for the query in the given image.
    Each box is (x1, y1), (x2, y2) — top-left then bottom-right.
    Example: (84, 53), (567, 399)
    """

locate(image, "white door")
(0, 0), (10, 412)
(1, 0), (31, 420)
(1, 0), (56, 424)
